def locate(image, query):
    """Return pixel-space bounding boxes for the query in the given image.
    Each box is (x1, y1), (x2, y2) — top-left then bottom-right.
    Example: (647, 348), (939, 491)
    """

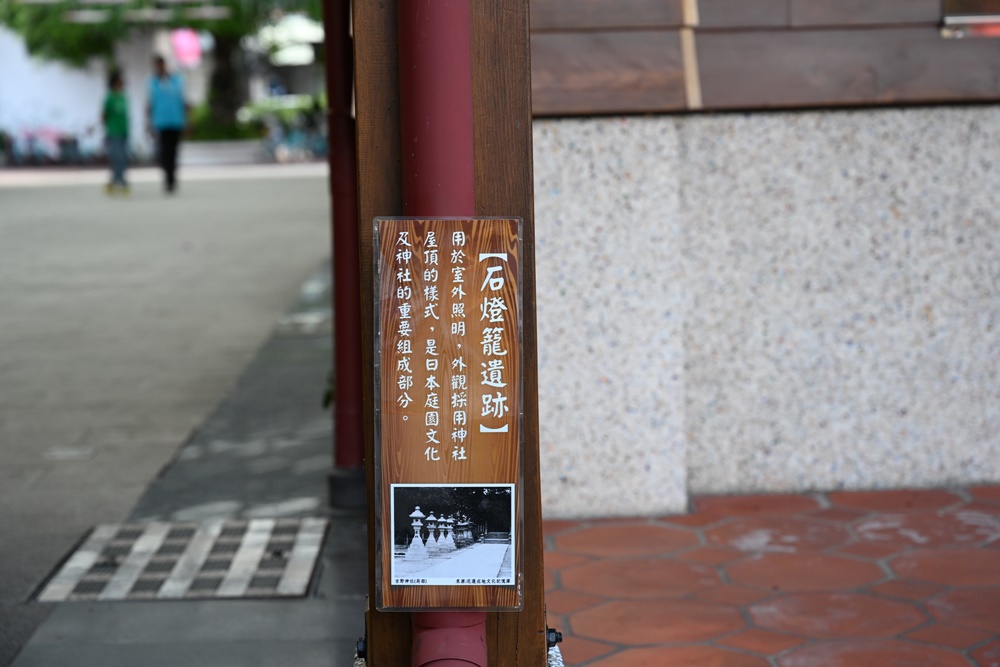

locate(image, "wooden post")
(353, 1), (547, 664)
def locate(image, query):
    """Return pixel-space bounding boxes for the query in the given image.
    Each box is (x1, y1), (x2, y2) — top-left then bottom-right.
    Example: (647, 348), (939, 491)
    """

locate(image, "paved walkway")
(544, 489), (1000, 666)
(0, 162), (324, 188)
(395, 543), (511, 580)
(9, 260), (365, 667)
(0, 164), (330, 664)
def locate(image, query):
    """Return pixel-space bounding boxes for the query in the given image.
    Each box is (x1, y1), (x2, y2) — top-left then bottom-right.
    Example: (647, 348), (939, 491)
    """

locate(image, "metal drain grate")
(37, 518), (327, 602)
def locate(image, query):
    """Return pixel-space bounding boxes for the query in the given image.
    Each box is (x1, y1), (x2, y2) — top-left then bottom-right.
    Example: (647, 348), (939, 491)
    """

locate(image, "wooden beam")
(531, 30), (686, 116)
(791, 0), (942, 27)
(698, 27), (1000, 109)
(352, 1), (410, 664)
(530, 0), (683, 31)
(699, 0), (788, 28)
(472, 0), (548, 663)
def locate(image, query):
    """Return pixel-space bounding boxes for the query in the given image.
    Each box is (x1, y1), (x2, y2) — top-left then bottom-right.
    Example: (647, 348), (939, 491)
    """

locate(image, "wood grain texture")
(352, 0), (411, 663)
(698, 27), (1000, 109)
(947, 0), (1000, 14)
(531, 30), (686, 115)
(472, 1), (548, 664)
(791, 0), (943, 26)
(526, 0), (1000, 115)
(698, 0), (788, 28)
(530, 0), (683, 30)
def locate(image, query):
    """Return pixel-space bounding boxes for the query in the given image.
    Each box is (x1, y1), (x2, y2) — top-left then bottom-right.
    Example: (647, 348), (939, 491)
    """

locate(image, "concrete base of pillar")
(327, 466), (366, 509)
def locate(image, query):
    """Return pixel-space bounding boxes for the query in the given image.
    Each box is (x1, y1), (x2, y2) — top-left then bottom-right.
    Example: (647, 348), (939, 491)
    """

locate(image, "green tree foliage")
(0, 0), (128, 66)
(0, 0), (323, 124)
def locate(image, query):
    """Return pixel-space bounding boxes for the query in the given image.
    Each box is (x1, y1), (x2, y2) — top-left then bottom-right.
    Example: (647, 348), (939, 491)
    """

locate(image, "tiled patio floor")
(544, 487), (1000, 667)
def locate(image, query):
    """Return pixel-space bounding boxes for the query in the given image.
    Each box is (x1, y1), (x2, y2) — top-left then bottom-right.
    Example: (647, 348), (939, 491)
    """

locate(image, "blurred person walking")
(147, 56), (187, 193)
(103, 69), (130, 195)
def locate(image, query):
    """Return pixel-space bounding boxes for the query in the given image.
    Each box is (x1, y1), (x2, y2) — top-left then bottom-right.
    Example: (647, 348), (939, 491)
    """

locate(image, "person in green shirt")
(103, 69), (130, 195)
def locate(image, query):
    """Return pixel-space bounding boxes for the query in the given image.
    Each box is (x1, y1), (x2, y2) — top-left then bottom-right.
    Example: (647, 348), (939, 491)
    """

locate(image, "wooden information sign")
(374, 217), (523, 611)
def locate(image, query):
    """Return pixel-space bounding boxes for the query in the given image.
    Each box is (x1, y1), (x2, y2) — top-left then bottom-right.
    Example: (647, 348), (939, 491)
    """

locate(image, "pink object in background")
(170, 29), (201, 68)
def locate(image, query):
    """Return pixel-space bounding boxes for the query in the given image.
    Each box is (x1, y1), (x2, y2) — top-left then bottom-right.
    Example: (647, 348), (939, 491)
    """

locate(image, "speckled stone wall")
(680, 107), (1000, 495)
(534, 119), (687, 518)
(533, 107), (1000, 517)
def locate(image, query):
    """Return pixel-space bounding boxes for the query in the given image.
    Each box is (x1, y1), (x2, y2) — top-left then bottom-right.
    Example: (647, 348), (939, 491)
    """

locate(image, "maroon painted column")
(322, 0), (364, 497)
(398, 0), (475, 216)
(397, 1), (486, 665)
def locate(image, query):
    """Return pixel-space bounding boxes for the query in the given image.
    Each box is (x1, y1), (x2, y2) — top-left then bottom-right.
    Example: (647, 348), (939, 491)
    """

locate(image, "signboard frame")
(373, 216), (524, 611)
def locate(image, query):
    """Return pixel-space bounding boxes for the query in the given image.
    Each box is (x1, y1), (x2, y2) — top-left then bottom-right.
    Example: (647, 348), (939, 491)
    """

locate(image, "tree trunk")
(208, 33), (245, 127)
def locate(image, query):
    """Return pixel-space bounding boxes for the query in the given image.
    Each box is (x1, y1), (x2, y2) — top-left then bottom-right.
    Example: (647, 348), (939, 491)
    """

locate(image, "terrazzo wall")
(533, 107), (1000, 518)
(534, 119), (687, 518)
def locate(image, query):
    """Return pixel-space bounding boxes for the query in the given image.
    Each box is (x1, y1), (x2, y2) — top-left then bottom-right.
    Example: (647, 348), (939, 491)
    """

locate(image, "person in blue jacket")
(147, 56), (188, 193)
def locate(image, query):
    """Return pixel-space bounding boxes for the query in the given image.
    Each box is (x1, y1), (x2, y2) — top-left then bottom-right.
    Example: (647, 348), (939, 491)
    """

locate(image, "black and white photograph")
(390, 484), (515, 586)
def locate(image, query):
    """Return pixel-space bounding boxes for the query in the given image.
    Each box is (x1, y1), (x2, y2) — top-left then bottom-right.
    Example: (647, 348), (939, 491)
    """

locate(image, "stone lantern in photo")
(425, 511), (440, 556)
(456, 515), (471, 548)
(405, 506), (428, 561)
(442, 515), (457, 552)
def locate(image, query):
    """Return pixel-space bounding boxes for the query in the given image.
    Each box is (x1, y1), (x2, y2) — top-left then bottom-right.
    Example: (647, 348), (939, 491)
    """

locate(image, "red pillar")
(398, 0), (475, 216)
(397, 1), (486, 665)
(322, 0), (364, 480)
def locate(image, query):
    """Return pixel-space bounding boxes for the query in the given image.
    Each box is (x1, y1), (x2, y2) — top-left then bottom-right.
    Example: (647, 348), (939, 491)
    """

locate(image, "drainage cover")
(37, 518), (328, 602)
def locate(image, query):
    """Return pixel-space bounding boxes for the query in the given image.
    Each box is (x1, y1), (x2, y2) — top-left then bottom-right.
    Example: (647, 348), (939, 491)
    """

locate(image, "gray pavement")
(0, 164), (344, 664)
(10, 267), (367, 666)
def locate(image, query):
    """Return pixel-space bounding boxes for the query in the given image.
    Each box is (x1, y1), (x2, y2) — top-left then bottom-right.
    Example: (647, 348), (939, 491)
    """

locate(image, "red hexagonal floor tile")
(952, 500), (1000, 516)
(808, 506), (868, 523)
(544, 550), (591, 571)
(561, 558), (719, 599)
(971, 639), (1000, 667)
(706, 516), (851, 553)
(554, 523), (698, 557)
(558, 635), (616, 666)
(834, 540), (904, 560)
(692, 583), (773, 607)
(926, 587), (1000, 632)
(750, 592), (925, 638)
(717, 628), (807, 655)
(694, 493), (821, 517)
(545, 588), (604, 615)
(854, 510), (1000, 548)
(674, 545), (742, 565)
(892, 549), (1000, 586)
(590, 646), (771, 667)
(827, 489), (962, 512)
(727, 552), (883, 592)
(904, 623), (996, 650)
(969, 486), (1000, 504)
(543, 519), (578, 537)
(660, 513), (726, 528)
(867, 579), (944, 601)
(778, 639), (970, 667)
(572, 599), (745, 644)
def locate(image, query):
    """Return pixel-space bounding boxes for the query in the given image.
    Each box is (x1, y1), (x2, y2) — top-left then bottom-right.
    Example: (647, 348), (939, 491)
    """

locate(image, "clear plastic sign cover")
(373, 218), (523, 611)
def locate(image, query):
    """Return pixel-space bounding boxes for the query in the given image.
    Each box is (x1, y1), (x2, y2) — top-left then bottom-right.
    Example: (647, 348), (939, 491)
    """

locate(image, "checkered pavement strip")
(37, 518), (328, 602)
